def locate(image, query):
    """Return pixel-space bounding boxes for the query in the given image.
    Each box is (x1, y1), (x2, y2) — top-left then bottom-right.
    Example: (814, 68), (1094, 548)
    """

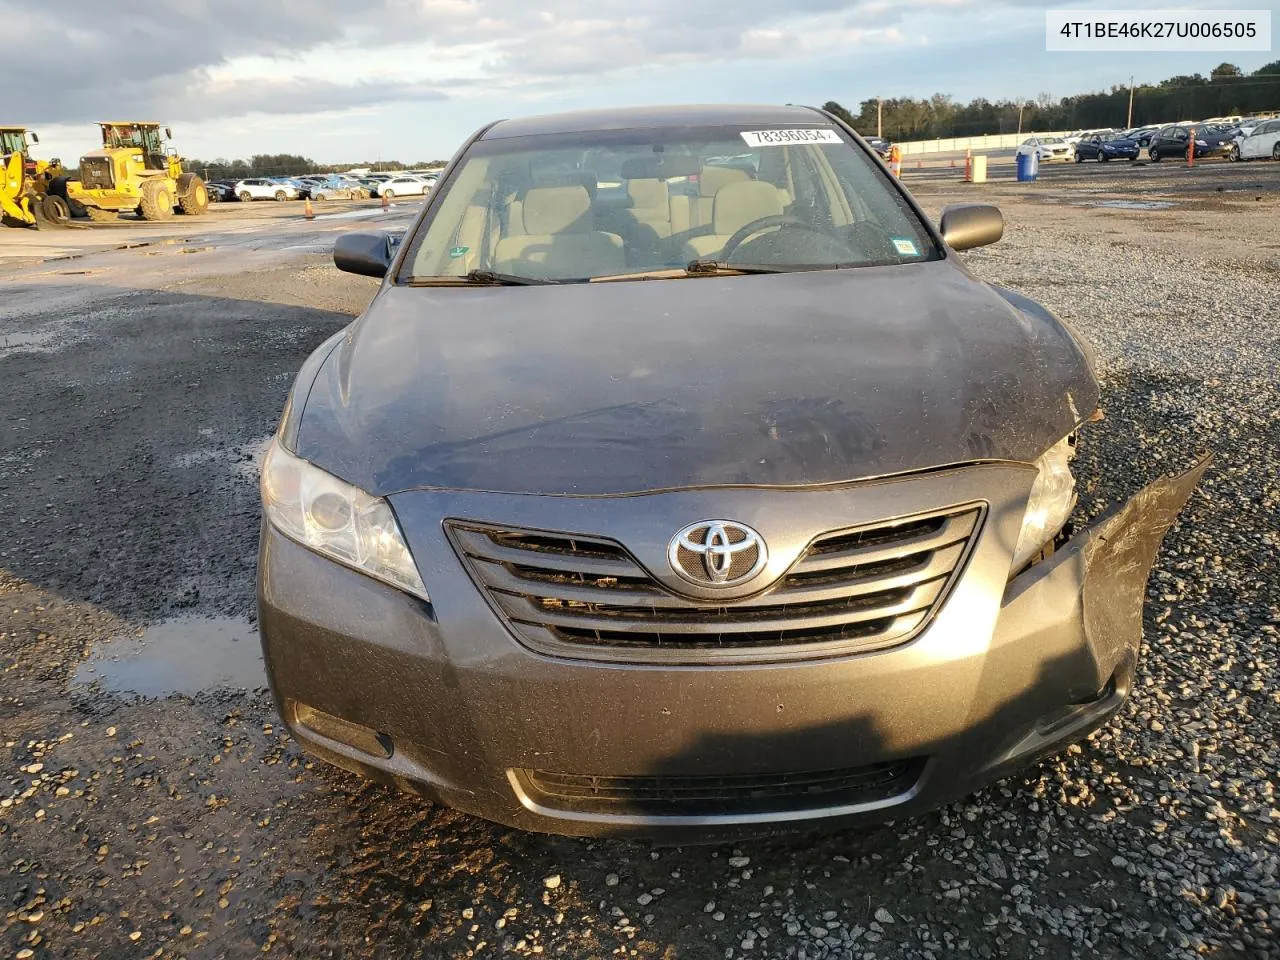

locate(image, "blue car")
(1074, 133), (1141, 162)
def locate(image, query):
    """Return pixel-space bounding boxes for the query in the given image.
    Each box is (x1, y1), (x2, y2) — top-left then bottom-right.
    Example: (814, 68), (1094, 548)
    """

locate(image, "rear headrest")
(712, 181), (784, 237)
(626, 179), (668, 211)
(521, 185), (592, 234)
(699, 165), (750, 197)
(621, 157), (659, 180)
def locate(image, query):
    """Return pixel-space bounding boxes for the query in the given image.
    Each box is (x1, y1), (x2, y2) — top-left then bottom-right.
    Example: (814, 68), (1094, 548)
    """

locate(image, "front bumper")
(258, 458), (1207, 840)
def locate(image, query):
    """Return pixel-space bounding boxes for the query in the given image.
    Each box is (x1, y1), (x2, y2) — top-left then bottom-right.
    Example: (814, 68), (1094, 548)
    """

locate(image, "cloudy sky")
(15, 0), (1274, 164)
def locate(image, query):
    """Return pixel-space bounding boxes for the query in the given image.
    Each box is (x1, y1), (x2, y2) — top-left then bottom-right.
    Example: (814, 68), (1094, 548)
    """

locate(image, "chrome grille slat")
(793, 510), (978, 574)
(448, 505), (981, 663)
(452, 527), (638, 578)
(493, 577), (945, 634)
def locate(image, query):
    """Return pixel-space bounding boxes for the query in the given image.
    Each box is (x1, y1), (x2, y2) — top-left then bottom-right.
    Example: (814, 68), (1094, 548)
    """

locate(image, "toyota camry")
(257, 104), (1206, 839)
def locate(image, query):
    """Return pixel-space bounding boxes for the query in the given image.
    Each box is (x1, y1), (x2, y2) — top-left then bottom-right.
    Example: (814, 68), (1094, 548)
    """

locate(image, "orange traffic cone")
(381, 192), (390, 212)
(304, 197), (314, 220)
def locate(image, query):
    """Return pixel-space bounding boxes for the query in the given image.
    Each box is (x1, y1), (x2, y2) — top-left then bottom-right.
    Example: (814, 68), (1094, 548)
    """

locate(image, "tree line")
(825, 60), (1280, 141)
(183, 153), (448, 180)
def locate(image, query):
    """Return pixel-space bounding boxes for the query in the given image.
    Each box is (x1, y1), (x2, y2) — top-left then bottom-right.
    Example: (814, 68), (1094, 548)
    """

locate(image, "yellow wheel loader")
(1, 127), (63, 227)
(50, 122), (208, 224)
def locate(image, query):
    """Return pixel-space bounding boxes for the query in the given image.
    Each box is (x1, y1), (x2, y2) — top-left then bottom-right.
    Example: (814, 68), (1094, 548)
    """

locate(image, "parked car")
(1120, 126), (1159, 150)
(270, 177), (312, 199)
(205, 180), (237, 202)
(1073, 133), (1141, 162)
(311, 181), (362, 201)
(257, 103), (1205, 839)
(378, 175), (432, 199)
(1234, 118), (1266, 138)
(235, 178), (299, 201)
(863, 136), (891, 158)
(357, 178), (385, 196)
(1019, 136), (1074, 162)
(1230, 118), (1280, 161)
(1148, 124), (1234, 162)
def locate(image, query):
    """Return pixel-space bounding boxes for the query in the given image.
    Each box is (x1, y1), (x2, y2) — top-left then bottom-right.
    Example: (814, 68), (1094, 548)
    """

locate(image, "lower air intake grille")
(514, 758), (926, 817)
(449, 505), (981, 664)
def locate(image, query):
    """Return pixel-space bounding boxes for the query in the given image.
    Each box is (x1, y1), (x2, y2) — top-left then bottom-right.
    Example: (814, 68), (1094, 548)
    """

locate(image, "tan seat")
(625, 179), (672, 239)
(671, 165), (752, 236)
(682, 181), (785, 260)
(493, 185), (623, 279)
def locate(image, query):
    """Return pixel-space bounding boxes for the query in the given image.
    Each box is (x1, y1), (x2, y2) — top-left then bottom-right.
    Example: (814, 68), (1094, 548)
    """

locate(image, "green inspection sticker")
(891, 237), (920, 256)
(449, 245), (469, 258)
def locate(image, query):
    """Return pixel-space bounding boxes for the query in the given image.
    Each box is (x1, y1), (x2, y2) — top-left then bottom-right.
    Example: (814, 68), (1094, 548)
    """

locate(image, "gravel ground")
(1, 167), (1278, 960)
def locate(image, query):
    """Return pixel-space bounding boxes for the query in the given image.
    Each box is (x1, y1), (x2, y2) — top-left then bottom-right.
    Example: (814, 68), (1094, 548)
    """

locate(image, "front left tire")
(176, 174), (209, 215)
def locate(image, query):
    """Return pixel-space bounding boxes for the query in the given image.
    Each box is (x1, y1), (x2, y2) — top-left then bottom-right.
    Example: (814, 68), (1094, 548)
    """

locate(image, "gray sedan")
(257, 104), (1206, 840)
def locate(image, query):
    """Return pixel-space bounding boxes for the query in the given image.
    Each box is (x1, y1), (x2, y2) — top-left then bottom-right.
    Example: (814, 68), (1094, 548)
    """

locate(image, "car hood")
(295, 259), (1098, 496)
(1103, 138), (1138, 148)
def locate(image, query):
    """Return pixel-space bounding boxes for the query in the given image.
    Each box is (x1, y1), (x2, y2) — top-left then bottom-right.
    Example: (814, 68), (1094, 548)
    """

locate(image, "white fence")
(896, 132), (1069, 155)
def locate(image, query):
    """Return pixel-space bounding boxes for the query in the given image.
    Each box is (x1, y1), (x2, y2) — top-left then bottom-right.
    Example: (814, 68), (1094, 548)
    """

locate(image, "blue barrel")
(1016, 150), (1039, 182)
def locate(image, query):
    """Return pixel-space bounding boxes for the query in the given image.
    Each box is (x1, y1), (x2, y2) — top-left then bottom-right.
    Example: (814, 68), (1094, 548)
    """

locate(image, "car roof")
(481, 104), (826, 140)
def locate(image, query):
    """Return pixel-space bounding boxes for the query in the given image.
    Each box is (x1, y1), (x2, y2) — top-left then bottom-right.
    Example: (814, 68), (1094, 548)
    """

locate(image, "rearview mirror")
(29, 131), (38, 144)
(165, 127), (173, 140)
(334, 230), (396, 279)
(939, 203), (1003, 251)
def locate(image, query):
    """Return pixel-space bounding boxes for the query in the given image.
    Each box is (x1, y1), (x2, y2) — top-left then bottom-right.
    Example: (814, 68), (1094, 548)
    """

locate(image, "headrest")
(712, 181), (784, 237)
(521, 185), (592, 234)
(626, 178), (668, 210)
(699, 164), (750, 197)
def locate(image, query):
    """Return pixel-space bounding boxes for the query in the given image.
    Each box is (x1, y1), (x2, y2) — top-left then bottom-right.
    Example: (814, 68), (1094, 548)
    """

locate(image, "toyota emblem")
(668, 520), (768, 587)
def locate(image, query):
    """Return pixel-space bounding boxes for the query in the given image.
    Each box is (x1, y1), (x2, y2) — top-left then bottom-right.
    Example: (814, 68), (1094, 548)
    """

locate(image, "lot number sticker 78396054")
(740, 129), (843, 147)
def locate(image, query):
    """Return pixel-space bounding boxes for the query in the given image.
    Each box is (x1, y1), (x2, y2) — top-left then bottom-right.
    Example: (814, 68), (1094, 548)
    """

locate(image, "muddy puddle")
(0, 327), (85, 357)
(74, 616), (266, 697)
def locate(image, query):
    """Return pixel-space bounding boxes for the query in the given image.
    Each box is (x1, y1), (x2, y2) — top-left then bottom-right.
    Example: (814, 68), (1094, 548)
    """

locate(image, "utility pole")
(1017, 101), (1025, 135)
(877, 99), (883, 139)
(1127, 75), (1135, 128)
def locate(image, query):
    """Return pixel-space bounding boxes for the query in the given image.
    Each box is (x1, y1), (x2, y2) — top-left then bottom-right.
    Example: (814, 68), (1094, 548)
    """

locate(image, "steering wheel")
(717, 215), (855, 262)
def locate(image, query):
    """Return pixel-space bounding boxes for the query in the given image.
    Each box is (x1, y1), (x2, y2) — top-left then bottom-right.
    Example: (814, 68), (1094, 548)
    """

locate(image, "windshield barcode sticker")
(740, 129), (843, 147)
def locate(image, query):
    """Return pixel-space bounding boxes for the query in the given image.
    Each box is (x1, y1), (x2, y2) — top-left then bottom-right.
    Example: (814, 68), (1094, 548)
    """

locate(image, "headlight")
(260, 438), (429, 600)
(1010, 435), (1077, 572)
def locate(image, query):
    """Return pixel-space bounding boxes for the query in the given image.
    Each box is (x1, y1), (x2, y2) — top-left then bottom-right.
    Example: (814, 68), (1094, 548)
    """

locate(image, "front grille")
(79, 157), (113, 190)
(449, 505), (981, 664)
(514, 758), (925, 817)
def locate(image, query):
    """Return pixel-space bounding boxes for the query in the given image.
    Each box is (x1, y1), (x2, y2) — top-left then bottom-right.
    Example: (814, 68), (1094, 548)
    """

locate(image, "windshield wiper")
(463, 269), (559, 285)
(685, 259), (795, 276)
(405, 269), (567, 286)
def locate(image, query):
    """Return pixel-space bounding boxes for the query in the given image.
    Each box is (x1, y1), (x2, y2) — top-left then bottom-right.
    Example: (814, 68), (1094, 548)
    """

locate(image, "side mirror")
(165, 127), (173, 140)
(334, 230), (396, 279)
(29, 131), (39, 144)
(939, 203), (1003, 251)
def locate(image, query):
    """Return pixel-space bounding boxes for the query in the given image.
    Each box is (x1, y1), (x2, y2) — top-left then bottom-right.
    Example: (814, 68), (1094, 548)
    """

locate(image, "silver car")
(257, 104), (1206, 840)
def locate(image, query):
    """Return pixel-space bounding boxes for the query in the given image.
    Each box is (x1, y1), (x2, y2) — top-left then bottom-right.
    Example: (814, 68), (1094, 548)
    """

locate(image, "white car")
(234, 178), (299, 202)
(1231, 118), (1280, 161)
(378, 175), (432, 199)
(1019, 136), (1074, 162)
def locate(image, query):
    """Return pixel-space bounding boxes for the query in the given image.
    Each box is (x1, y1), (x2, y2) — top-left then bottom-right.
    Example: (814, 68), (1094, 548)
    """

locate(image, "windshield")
(401, 123), (939, 283)
(0, 130), (25, 155)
